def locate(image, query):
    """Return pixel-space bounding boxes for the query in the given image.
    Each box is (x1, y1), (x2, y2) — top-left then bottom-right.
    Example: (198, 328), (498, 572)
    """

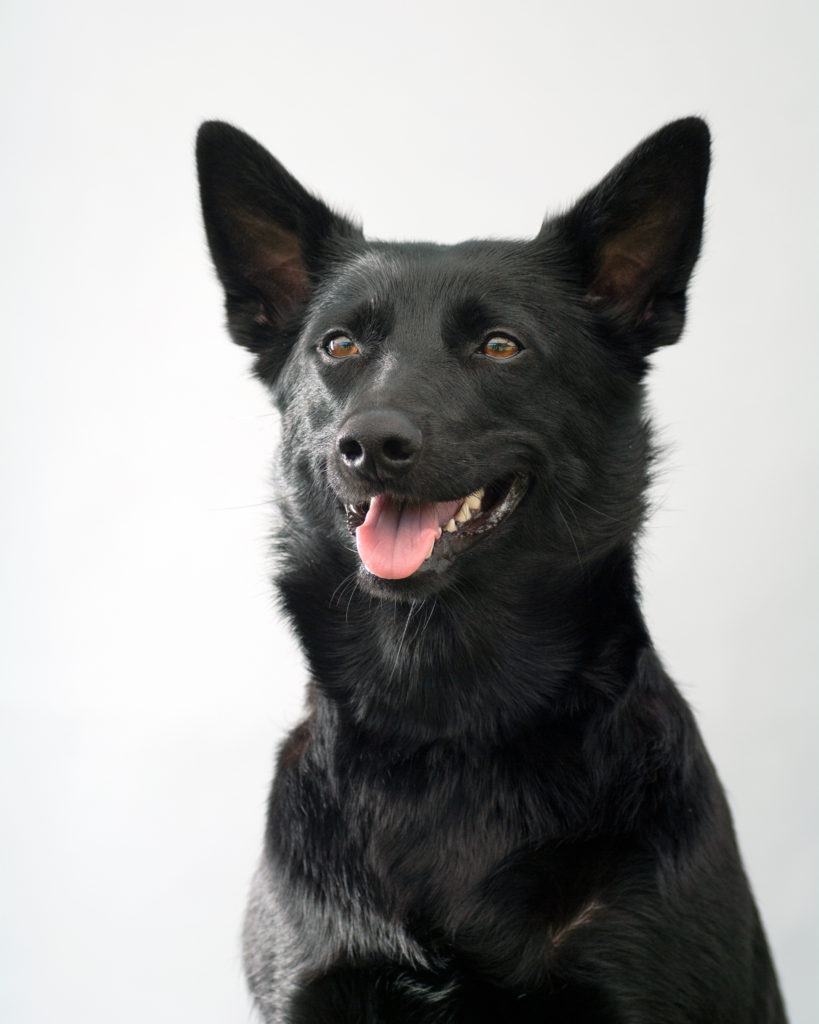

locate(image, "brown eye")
(326, 335), (360, 359)
(482, 335), (521, 359)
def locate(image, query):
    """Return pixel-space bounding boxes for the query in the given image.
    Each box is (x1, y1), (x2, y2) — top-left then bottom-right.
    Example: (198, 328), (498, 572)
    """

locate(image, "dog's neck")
(279, 545), (649, 747)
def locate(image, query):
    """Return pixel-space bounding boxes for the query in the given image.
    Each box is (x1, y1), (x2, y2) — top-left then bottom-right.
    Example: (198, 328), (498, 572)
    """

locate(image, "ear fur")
(555, 118), (710, 354)
(196, 122), (362, 354)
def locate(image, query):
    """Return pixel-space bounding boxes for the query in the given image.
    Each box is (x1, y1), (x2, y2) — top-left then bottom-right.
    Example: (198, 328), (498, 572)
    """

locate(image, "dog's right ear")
(196, 122), (362, 356)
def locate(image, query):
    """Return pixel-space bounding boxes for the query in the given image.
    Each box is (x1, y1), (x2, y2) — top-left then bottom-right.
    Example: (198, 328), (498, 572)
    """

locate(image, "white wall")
(1, 1), (816, 1020)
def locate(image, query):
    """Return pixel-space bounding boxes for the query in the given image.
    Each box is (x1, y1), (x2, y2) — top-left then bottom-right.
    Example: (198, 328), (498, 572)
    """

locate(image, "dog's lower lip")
(345, 504), (368, 532)
(463, 473), (529, 535)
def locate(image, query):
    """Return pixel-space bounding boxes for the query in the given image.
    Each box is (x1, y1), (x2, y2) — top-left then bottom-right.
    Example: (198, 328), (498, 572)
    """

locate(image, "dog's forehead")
(323, 241), (534, 311)
(308, 240), (577, 349)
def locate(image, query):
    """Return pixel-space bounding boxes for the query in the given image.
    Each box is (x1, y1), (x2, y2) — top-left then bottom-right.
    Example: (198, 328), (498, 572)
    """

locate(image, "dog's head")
(197, 120), (709, 602)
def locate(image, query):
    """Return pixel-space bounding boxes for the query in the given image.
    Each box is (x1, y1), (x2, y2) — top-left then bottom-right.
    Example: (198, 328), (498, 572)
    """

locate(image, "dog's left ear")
(196, 122), (362, 356)
(553, 118), (710, 353)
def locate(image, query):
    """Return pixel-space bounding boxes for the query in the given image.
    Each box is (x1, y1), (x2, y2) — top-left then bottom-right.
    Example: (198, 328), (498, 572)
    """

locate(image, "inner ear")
(586, 209), (683, 319)
(231, 209), (310, 321)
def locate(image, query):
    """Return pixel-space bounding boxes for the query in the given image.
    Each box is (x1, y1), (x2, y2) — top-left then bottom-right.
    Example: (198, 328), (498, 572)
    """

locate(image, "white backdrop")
(1, 1), (816, 1021)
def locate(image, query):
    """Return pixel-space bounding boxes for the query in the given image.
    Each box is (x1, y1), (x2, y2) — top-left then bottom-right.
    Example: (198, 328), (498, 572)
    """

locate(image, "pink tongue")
(355, 495), (461, 579)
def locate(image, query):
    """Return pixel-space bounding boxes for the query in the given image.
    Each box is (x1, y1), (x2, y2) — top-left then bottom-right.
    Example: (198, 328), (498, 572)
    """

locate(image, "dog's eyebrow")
(441, 298), (504, 340)
(348, 297), (394, 340)
(307, 289), (394, 341)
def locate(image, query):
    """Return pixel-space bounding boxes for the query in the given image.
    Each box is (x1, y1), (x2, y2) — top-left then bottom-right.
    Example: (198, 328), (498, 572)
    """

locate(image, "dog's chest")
(348, 747), (535, 926)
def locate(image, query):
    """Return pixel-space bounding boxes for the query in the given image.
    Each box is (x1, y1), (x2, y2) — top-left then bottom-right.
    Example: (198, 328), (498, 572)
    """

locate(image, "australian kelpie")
(197, 118), (786, 1022)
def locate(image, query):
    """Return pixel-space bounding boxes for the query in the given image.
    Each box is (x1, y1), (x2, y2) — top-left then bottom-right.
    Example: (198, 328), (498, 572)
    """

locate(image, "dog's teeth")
(455, 502), (472, 524)
(425, 538), (436, 560)
(437, 526), (442, 538)
(444, 518), (457, 533)
(466, 493), (482, 512)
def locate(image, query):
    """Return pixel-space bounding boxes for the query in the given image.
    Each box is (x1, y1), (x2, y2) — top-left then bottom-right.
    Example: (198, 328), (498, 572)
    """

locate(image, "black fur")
(197, 119), (787, 1022)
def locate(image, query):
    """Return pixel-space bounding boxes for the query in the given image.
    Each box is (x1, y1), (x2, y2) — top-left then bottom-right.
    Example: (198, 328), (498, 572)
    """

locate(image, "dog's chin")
(354, 567), (449, 602)
(344, 473), (531, 601)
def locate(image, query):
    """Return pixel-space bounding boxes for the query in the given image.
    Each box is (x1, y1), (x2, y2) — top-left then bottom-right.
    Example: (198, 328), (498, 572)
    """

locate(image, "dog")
(196, 118), (787, 1022)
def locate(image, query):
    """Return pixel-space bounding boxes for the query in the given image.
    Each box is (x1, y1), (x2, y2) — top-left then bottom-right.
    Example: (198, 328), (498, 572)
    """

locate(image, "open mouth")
(344, 474), (529, 580)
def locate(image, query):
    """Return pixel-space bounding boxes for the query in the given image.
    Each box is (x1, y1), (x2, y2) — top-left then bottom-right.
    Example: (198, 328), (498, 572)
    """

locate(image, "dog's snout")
(337, 409), (421, 482)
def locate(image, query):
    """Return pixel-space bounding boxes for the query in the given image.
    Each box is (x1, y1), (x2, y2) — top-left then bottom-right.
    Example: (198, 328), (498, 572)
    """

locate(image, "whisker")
(562, 493), (630, 526)
(556, 501), (583, 572)
(387, 600), (421, 683)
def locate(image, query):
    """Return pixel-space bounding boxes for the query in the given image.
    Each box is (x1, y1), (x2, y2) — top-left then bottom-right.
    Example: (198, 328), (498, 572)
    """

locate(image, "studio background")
(2, 1), (816, 1021)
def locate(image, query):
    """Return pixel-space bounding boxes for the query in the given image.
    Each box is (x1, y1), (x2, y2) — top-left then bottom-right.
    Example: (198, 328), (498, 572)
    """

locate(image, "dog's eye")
(481, 335), (521, 359)
(325, 335), (360, 359)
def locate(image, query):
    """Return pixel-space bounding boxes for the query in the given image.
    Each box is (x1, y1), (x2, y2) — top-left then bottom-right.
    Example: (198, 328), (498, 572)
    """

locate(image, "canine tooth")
(466, 493), (482, 512)
(444, 518), (457, 533)
(425, 538), (436, 559)
(455, 502), (472, 524)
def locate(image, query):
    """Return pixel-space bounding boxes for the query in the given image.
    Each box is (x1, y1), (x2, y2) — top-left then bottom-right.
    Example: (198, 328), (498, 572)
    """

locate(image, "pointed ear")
(556, 118), (710, 352)
(196, 122), (363, 353)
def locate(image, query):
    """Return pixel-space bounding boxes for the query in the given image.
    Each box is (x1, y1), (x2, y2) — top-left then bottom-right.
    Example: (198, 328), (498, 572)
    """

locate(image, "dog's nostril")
(338, 437), (364, 463)
(382, 437), (412, 463)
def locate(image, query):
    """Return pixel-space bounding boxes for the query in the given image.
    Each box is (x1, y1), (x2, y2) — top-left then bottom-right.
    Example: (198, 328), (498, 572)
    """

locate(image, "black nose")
(337, 409), (422, 482)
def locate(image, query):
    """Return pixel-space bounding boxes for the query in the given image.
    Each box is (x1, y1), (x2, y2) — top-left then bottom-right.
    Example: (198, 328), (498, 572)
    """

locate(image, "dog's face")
(273, 240), (642, 602)
(197, 121), (709, 602)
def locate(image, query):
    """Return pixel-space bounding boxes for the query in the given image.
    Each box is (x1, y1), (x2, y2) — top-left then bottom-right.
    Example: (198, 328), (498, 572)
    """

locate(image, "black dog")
(197, 119), (786, 1022)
